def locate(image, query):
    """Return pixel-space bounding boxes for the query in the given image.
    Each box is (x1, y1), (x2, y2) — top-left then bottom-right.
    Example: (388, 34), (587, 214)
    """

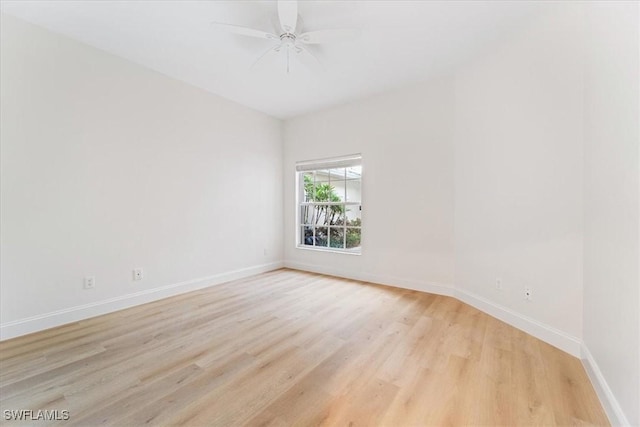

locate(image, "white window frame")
(295, 154), (362, 255)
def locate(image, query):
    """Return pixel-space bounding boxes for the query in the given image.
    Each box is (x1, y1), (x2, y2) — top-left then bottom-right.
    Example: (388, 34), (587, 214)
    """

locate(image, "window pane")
(346, 178), (361, 203)
(331, 181), (346, 203)
(346, 227), (361, 249)
(329, 168), (346, 201)
(329, 168), (345, 179)
(326, 204), (344, 226)
(300, 205), (313, 225)
(302, 172), (314, 202)
(329, 227), (345, 249)
(314, 205), (329, 225)
(315, 227), (328, 247)
(345, 204), (361, 227)
(314, 184), (334, 204)
(346, 166), (361, 203)
(315, 170), (330, 184)
(301, 226), (314, 246)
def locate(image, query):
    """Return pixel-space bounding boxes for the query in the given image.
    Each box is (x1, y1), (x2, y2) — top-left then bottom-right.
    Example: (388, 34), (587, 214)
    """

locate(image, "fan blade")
(277, 0), (298, 33)
(298, 29), (359, 44)
(295, 45), (324, 72)
(251, 45), (282, 71)
(211, 22), (278, 40)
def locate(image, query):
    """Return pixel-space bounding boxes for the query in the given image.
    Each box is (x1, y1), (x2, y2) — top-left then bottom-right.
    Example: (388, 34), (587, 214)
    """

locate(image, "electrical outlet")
(524, 287), (532, 301)
(84, 276), (95, 289)
(495, 278), (503, 291)
(133, 268), (144, 281)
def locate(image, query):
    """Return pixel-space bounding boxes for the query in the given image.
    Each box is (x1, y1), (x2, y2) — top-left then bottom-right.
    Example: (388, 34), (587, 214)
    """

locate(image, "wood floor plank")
(0, 269), (609, 426)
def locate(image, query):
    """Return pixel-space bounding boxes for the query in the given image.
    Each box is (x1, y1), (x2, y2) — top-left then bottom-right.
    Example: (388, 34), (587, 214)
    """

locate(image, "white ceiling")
(1, 1), (550, 119)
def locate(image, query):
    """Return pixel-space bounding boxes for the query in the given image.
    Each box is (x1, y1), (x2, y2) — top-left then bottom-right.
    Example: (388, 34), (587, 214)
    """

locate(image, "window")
(296, 154), (362, 253)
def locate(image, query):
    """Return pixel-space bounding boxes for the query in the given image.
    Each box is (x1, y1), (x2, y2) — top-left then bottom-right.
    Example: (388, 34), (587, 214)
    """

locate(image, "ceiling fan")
(212, 0), (358, 73)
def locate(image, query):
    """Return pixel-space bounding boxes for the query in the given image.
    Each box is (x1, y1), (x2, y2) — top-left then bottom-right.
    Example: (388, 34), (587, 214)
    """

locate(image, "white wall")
(0, 14), (283, 339)
(283, 77), (456, 294)
(582, 2), (640, 425)
(453, 4), (585, 351)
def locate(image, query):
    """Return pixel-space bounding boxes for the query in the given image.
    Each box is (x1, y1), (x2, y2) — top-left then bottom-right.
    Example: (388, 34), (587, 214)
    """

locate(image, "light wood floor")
(0, 269), (608, 426)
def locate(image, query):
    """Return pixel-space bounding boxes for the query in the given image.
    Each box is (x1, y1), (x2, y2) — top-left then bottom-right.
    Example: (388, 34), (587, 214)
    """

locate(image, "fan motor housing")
(280, 33), (296, 47)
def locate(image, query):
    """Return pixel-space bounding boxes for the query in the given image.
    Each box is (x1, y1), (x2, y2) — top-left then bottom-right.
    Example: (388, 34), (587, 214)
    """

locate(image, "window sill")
(295, 245), (362, 256)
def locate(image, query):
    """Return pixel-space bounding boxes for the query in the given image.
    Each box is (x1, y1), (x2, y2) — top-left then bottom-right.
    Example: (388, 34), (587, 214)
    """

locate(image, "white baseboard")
(285, 260), (580, 357)
(454, 288), (582, 357)
(581, 344), (630, 426)
(0, 261), (283, 341)
(283, 260), (454, 297)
